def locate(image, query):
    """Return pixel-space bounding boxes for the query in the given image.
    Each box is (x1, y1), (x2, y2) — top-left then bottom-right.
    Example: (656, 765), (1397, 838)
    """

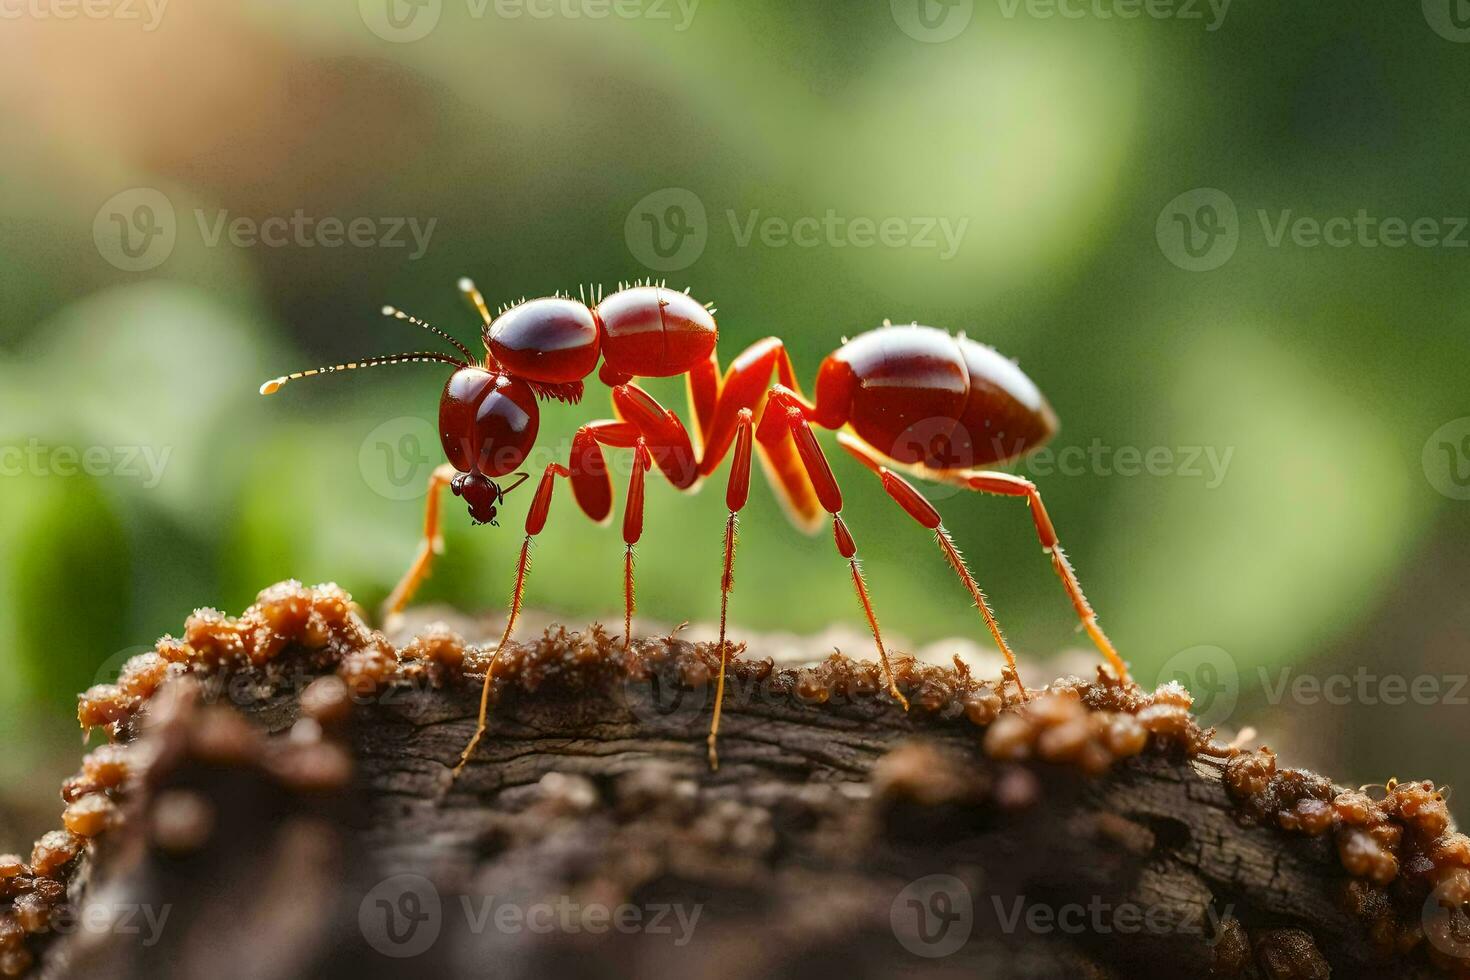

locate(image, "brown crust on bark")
(7, 582), (1467, 979)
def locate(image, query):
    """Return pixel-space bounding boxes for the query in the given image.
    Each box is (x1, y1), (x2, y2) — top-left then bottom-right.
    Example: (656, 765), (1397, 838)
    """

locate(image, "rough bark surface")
(34, 612), (1447, 980)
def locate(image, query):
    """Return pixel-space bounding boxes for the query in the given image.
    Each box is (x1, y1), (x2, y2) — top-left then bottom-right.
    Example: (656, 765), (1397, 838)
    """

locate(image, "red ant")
(260, 278), (1130, 772)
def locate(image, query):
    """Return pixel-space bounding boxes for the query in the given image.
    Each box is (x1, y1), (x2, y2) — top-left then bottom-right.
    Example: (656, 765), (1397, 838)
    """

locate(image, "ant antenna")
(458, 278), (493, 328)
(382, 305), (476, 362)
(259, 351), (466, 395)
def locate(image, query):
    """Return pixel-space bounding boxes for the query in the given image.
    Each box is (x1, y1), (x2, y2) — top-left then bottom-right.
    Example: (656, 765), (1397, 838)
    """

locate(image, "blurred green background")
(2, 2), (1468, 849)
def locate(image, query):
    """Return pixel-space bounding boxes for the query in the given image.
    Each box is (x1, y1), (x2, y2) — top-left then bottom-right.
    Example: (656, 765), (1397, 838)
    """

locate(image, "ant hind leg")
(757, 387), (909, 711)
(836, 433), (1026, 701)
(940, 466), (1129, 684)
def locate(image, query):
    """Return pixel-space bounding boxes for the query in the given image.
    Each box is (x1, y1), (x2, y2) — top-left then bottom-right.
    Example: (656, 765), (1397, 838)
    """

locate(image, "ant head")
(450, 471), (501, 526)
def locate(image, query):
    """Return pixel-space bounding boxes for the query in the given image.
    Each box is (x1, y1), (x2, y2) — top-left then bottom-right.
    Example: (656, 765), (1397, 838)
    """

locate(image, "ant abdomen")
(821, 325), (1059, 470)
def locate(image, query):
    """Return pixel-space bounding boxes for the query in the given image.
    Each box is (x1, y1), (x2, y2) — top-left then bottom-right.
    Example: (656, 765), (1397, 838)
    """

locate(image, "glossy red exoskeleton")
(261, 278), (1130, 772)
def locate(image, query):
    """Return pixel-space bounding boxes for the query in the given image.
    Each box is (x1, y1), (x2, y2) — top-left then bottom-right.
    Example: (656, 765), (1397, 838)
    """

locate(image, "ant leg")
(568, 419), (640, 523)
(454, 420), (639, 777)
(455, 460), (569, 775)
(950, 469), (1129, 683)
(708, 408), (754, 770)
(686, 348), (720, 456)
(610, 384), (699, 490)
(701, 339), (804, 465)
(502, 419), (635, 646)
(383, 463), (457, 630)
(697, 338), (823, 532)
(837, 433), (1026, 701)
(621, 440), (653, 651)
(757, 386), (910, 710)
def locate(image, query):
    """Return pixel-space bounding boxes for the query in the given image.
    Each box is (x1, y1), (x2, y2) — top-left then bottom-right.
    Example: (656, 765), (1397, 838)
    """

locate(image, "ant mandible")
(260, 278), (1131, 772)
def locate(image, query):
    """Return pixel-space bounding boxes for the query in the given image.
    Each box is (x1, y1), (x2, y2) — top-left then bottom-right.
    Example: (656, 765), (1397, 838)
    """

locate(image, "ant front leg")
(454, 420), (639, 778)
(837, 434), (1026, 701)
(953, 469), (1130, 683)
(383, 463), (457, 631)
(757, 386), (910, 711)
(454, 460), (568, 776)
